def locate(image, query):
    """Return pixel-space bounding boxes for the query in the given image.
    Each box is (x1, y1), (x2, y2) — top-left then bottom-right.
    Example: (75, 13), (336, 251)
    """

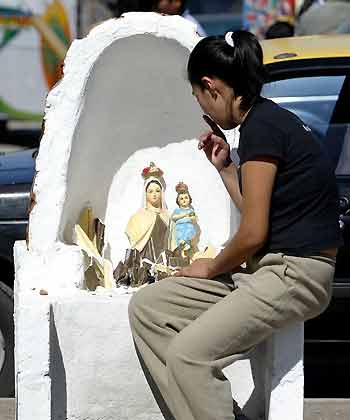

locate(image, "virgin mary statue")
(125, 162), (170, 262)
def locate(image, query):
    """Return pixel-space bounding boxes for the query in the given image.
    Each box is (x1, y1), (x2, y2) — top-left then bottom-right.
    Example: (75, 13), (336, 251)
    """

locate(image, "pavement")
(0, 399), (15, 420)
(304, 399), (350, 420)
(1, 398), (350, 419)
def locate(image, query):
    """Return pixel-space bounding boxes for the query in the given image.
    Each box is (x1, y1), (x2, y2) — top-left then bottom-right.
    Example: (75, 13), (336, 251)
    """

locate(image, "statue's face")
(178, 193), (190, 208)
(146, 182), (162, 208)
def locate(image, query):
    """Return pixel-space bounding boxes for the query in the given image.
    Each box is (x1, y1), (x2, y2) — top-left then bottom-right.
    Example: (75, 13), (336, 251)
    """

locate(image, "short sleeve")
(238, 118), (285, 165)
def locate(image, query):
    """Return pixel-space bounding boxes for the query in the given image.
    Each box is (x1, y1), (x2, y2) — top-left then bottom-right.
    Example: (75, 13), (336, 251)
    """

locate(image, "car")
(261, 34), (350, 397)
(0, 127), (37, 397)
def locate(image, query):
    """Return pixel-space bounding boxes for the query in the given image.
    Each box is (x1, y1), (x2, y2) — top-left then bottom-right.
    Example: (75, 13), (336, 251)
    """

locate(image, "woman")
(125, 162), (170, 262)
(129, 31), (341, 420)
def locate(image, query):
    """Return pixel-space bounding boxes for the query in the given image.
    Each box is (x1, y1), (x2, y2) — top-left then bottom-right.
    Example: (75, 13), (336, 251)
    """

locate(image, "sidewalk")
(0, 398), (15, 420)
(1, 398), (349, 419)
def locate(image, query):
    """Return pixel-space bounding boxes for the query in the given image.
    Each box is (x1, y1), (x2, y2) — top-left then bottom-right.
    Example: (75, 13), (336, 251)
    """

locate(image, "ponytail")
(187, 30), (268, 111)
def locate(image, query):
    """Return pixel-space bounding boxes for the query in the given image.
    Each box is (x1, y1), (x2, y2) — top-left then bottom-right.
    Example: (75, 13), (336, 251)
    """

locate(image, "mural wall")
(0, 0), (76, 120)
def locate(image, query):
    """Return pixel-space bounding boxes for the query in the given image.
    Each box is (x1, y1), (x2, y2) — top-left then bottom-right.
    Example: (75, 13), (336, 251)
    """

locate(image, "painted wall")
(0, 0), (76, 120)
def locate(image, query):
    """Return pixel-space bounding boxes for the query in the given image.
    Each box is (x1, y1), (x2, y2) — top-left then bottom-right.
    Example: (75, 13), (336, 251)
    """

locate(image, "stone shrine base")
(15, 245), (304, 420)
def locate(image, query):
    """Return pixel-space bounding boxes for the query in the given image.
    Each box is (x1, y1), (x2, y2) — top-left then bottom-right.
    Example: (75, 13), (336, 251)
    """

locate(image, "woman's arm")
(219, 162), (242, 211)
(176, 158), (278, 279)
(199, 130), (242, 211)
(210, 159), (277, 277)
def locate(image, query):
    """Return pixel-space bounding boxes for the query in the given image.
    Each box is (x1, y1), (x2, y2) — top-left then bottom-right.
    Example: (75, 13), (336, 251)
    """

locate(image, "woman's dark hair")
(187, 30), (268, 111)
(176, 191), (192, 207)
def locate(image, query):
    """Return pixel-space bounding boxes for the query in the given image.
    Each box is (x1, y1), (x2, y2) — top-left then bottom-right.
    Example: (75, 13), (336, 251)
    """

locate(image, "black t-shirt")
(237, 97), (342, 255)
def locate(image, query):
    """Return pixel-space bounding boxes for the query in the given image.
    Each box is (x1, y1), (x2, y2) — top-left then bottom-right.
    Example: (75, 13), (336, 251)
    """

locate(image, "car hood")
(0, 148), (36, 186)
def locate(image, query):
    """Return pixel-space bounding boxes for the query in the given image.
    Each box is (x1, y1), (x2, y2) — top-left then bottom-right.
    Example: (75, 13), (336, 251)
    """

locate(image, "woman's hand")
(175, 258), (214, 279)
(199, 131), (231, 172)
(200, 114), (231, 172)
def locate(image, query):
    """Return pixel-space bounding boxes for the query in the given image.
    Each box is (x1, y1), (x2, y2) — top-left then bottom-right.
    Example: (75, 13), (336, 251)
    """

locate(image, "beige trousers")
(128, 253), (335, 420)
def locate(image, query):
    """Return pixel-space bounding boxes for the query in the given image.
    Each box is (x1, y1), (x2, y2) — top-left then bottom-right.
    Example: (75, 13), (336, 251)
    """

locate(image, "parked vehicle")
(261, 34), (350, 397)
(0, 136), (36, 397)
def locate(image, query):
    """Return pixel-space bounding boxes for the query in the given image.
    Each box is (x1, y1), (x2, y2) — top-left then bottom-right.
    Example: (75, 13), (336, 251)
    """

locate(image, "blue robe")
(172, 207), (197, 246)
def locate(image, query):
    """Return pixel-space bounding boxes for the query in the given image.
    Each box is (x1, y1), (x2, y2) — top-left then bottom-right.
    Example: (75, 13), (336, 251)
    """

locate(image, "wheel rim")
(0, 328), (5, 372)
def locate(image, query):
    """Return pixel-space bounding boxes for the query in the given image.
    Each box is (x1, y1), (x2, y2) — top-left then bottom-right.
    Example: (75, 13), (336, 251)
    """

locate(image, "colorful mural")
(0, 1), (75, 121)
(243, 0), (295, 38)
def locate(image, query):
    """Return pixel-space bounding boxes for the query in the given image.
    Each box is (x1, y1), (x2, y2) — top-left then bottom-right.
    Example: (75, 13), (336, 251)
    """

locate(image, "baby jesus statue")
(170, 181), (200, 258)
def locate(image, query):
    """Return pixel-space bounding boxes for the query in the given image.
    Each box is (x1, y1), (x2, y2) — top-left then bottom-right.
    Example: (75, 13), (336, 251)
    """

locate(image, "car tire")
(0, 281), (14, 397)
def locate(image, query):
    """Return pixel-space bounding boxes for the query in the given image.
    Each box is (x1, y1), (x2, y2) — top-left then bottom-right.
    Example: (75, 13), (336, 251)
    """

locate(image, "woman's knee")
(166, 332), (200, 374)
(166, 337), (187, 374)
(128, 285), (154, 328)
(128, 281), (168, 328)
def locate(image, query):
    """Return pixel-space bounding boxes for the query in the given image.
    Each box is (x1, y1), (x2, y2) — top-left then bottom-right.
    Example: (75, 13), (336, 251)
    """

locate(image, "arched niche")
(28, 13), (213, 253)
(29, 12), (239, 267)
(60, 33), (206, 243)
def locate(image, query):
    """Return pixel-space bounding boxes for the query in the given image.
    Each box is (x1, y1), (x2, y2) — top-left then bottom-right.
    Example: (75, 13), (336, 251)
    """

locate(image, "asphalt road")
(1, 398), (350, 419)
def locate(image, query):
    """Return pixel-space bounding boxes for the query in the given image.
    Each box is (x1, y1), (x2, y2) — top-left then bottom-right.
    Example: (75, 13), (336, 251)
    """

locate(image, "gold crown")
(175, 181), (189, 194)
(142, 162), (164, 180)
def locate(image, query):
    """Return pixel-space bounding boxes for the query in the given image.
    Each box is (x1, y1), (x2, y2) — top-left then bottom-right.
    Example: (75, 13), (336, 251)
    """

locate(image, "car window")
(0, 122), (41, 155)
(262, 74), (350, 175)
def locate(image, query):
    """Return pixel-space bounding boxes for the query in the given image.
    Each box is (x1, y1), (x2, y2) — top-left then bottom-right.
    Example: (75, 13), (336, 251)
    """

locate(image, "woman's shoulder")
(241, 98), (297, 138)
(256, 98), (299, 125)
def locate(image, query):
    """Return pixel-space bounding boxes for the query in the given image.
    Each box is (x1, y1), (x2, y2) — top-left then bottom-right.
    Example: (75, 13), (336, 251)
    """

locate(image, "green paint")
(0, 97), (43, 121)
(0, 6), (26, 49)
(0, 28), (20, 49)
(0, 8), (27, 16)
(43, 16), (70, 75)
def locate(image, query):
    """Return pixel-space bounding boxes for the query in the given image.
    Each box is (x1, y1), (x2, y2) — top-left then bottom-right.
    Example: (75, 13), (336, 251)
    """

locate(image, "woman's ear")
(201, 76), (218, 99)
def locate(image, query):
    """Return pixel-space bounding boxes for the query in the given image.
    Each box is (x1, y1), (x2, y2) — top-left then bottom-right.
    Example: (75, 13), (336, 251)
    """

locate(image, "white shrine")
(14, 13), (304, 420)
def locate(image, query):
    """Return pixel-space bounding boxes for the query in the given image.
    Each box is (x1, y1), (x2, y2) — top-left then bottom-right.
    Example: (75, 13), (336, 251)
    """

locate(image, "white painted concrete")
(15, 251), (304, 420)
(14, 12), (304, 420)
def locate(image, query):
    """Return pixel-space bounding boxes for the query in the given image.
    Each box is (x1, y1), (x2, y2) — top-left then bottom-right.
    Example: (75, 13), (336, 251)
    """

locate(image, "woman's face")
(157, 0), (182, 14)
(192, 80), (239, 130)
(178, 193), (190, 208)
(146, 182), (162, 208)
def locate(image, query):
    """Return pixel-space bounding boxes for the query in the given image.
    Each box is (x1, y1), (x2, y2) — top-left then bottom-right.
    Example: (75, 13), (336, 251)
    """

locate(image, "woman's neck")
(239, 107), (252, 124)
(232, 96), (254, 126)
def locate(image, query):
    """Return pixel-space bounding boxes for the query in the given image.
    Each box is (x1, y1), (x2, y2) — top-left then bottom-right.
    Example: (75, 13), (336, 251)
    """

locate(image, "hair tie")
(225, 31), (235, 48)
